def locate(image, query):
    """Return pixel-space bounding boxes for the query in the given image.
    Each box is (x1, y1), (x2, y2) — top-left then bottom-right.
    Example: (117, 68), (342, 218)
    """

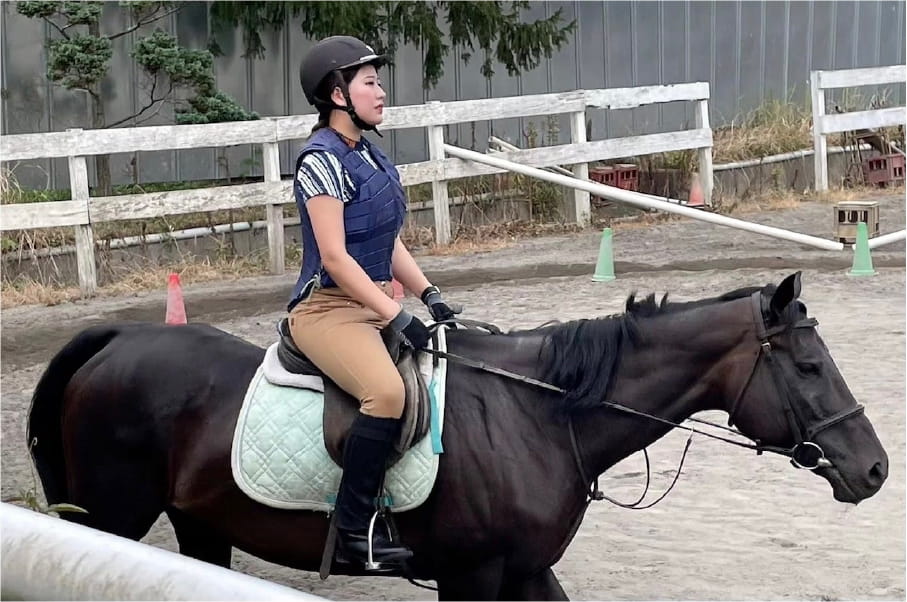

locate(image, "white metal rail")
(444, 143), (845, 252)
(0, 503), (324, 601)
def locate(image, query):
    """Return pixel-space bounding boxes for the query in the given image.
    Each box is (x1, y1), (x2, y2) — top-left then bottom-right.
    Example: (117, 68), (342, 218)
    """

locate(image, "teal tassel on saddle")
(429, 379), (444, 454)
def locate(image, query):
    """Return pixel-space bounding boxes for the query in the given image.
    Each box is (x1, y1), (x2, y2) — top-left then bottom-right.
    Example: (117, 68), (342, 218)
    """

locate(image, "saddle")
(275, 318), (432, 468)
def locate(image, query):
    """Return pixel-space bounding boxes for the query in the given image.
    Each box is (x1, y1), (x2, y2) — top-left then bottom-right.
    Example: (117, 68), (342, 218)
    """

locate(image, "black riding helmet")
(300, 36), (387, 132)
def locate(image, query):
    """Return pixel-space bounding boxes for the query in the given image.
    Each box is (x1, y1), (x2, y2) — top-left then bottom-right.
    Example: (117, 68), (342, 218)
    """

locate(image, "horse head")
(726, 272), (888, 503)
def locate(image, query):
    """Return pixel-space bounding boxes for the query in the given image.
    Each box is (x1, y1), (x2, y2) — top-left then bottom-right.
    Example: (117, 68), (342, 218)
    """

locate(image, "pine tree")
(17, 1), (259, 195)
(209, 1), (576, 89)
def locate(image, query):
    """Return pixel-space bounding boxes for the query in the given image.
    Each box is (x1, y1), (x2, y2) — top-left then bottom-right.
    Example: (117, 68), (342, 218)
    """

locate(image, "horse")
(26, 272), (887, 600)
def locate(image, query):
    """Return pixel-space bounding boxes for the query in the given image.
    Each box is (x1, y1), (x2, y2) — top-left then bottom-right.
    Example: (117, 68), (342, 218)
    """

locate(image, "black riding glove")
(389, 309), (431, 350)
(420, 285), (461, 322)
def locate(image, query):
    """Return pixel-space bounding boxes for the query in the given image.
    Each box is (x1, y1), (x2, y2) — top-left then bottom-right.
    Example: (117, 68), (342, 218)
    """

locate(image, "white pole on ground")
(0, 503), (323, 601)
(866, 229), (907, 250)
(442, 143), (846, 252)
(488, 136), (695, 206)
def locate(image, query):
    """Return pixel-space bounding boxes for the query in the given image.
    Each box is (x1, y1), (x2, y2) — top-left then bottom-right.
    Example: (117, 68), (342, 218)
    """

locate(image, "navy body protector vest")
(288, 128), (406, 311)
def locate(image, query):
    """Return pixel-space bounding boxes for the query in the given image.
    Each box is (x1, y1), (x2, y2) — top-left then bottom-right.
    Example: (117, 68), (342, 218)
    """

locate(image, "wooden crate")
(834, 201), (880, 243)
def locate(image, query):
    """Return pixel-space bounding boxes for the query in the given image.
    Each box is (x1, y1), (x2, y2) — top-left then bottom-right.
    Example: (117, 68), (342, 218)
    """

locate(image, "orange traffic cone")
(165, 273), (187, 325)
(391, 278), (405, 301)
(687, 172), (706, 208)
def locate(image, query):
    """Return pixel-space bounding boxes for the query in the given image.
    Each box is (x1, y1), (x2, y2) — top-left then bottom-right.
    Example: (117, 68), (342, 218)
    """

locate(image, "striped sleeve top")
(295, 148), (380, 204)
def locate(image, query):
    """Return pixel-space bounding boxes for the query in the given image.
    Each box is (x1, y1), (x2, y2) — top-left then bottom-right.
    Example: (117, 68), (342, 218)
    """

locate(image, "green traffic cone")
(849, 222), (877, 277)
(592, 227), (616, 282)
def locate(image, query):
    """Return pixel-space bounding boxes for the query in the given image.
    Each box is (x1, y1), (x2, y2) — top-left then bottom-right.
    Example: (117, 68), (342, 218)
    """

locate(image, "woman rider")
(288, 36), (459, 570)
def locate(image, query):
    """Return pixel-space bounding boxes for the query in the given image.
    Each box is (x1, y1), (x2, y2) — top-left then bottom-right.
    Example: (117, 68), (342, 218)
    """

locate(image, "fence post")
(569, 109), (591, 226)
(262, 141), (285, 274)
(426, 101), (451, 245)
(67, 129), (97, 296)
(694, 99), (714, 206)
(810, 71), (829, 192)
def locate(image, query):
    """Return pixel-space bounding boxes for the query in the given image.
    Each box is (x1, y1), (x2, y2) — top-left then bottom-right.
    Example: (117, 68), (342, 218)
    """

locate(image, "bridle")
(426, 291), (866, 506)
(727, 291), (866, 471)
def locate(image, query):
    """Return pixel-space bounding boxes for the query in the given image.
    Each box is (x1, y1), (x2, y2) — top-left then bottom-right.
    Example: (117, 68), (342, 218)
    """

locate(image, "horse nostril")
(868, 461), (888, 486)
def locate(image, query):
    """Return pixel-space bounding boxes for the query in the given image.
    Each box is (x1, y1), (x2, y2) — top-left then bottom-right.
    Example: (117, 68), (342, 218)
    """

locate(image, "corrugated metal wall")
(2, 1), (904, 189)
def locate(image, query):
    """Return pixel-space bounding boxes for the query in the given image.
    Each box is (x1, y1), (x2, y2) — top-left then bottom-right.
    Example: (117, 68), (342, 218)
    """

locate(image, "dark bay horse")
(27, 272), (887, 600)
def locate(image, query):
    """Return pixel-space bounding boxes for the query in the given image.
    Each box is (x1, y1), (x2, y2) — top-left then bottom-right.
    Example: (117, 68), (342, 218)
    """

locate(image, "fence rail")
(1, 83), (713, 296)
(810, 65), (907, 191)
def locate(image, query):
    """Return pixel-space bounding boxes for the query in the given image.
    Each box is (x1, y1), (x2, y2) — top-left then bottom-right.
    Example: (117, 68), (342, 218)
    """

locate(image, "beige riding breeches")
(287, 281), (405, 418)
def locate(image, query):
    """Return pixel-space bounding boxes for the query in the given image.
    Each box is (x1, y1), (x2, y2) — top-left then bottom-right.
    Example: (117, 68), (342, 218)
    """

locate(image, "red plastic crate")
(862, 153), (905, 187)
(589, 166), (617, 186)
(589, 164), (638, 200)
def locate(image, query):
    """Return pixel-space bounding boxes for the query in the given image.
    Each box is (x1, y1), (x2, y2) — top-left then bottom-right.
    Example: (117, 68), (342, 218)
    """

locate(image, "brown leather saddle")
(276, 318), (433, 468)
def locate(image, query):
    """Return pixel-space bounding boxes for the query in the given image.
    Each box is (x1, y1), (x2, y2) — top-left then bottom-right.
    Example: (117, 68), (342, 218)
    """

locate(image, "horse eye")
(796, 362), (822, 376)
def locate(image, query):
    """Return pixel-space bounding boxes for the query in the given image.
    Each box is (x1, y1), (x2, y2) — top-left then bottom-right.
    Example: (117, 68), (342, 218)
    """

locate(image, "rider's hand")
(420, 285), (461, 322)
(389, 309), (431, 350)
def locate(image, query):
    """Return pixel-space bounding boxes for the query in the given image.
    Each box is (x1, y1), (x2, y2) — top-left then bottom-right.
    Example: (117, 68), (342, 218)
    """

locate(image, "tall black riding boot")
(334, 414), (413, 570)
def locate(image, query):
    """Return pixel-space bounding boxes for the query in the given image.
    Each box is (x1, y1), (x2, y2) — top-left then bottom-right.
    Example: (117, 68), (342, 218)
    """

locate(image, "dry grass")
(1, 252), (272, 309)
(712, 100), (818, 163)
(0, 167), (22, 202)
(727, 184), (905, 215)
(0, 280), (84, 308)
(711, 96), (903, 165)
(807, 184), (906, 204)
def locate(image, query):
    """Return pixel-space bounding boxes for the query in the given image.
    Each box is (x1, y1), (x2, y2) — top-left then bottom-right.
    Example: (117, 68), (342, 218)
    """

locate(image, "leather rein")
(424, 291), (865, 508)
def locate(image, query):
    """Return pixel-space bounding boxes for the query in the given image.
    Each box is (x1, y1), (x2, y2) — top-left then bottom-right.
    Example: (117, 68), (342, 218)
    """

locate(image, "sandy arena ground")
(2, 194), (904, 600)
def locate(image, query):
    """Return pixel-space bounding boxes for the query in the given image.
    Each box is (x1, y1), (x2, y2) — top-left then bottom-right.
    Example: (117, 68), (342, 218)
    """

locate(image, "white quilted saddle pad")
(231, 328), (447, 513)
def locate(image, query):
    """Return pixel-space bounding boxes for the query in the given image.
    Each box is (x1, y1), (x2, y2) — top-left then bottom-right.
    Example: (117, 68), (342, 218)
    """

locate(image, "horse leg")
(436, 557), (506, 601)
(63, 450), (164, 541)
(499, 567), (569, 601)
(165, 508), (232, 568)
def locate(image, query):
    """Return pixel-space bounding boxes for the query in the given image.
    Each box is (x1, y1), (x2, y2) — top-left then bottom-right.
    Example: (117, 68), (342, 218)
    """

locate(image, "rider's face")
(334, 65), (386, 126)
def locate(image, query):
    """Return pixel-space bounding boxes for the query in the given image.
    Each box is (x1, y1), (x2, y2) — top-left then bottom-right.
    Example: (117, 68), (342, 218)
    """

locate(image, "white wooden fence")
(0, 84), (713, 296)
(810, 65), (906, 191)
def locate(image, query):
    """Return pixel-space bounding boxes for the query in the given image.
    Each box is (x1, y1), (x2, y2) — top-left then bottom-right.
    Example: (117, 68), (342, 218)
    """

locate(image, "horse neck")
(579, 302), (757, 477)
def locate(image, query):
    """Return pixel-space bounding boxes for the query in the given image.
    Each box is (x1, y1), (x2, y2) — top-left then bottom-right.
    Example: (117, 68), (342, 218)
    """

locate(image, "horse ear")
(770, 271), (802, 317)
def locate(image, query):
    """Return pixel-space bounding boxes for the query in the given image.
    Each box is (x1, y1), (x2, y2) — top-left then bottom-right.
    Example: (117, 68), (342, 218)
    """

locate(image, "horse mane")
(525, 284), (773, 416)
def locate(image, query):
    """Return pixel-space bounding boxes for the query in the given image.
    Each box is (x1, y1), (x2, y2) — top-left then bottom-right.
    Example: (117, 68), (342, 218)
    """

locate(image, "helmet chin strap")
(314, 73), (384, 137)
(343, 97), (382, 136)
(337, 80), (382, 137)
